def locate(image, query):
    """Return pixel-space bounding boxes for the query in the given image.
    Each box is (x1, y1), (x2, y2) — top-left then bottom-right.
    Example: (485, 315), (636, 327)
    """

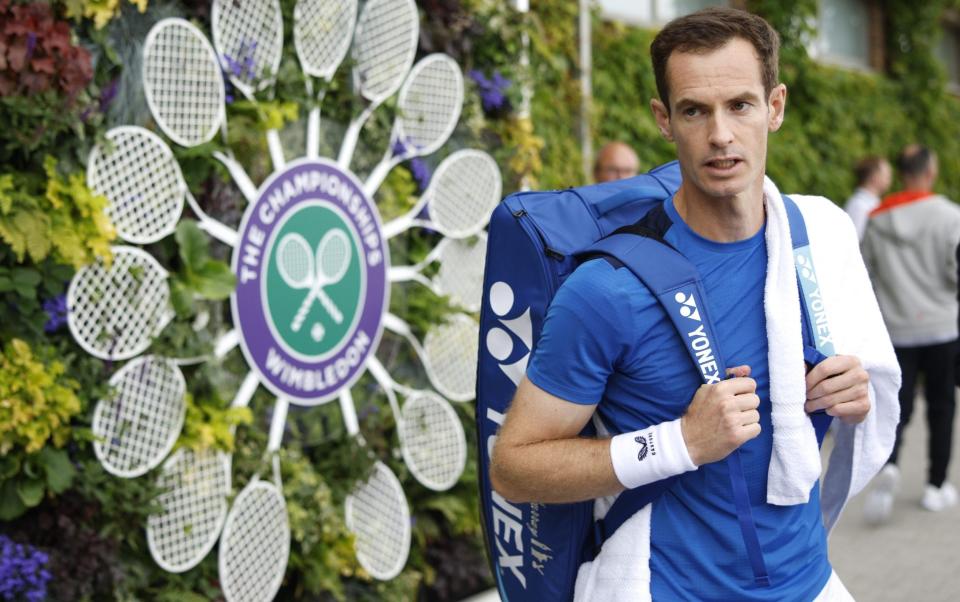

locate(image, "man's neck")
(673, 180), (766, 243)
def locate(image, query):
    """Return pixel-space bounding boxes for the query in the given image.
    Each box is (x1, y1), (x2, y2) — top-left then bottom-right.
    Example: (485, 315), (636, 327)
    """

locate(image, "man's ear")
(650, 98), (673, 142)
(768, 83), (787, 132)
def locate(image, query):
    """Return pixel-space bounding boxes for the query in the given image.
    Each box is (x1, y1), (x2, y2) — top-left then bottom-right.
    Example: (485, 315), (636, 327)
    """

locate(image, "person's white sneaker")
(863, 464), (900, 525)
(921, 482), (959, 512)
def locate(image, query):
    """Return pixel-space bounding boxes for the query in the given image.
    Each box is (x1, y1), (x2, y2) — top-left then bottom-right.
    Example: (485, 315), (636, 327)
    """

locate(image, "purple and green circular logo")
(232, 158), (388, 404)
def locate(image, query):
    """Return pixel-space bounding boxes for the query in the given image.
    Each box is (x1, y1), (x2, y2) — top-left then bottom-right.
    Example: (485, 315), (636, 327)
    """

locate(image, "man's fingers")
(722, 376), (757, 395)
(807, 366), (869, 400)
(805, 383), (869, 413)
(726, 365), (752, 378)
(734, 393), (761, 411)
(740, 409), (760, 426)
(806, 355), (861, 392)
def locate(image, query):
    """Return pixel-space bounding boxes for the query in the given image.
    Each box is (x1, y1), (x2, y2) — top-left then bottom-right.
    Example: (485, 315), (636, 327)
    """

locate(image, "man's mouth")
(705, 158), (741, 169)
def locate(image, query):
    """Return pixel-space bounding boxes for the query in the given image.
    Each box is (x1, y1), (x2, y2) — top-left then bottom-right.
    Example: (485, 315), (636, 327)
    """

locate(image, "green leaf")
(0, 455), (20, 479)
(193, 261), (237, 300)
(12, 267), (42, 286)
(0, 479), (27, 520)
(169, 278), (197, 317)
(176, 220), (210, 273)
(40, 447), (76, 494)
(16, 476), (45, 507)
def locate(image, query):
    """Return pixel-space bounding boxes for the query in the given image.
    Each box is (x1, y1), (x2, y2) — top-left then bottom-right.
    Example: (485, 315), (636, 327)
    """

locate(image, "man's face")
(651, 38), (786, 202)
(595, 144), (640, 182)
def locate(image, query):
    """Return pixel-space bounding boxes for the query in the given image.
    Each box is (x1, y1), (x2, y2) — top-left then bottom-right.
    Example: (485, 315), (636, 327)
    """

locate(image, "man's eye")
(732, 102), (749, 111)
(683, 107), (699, 117)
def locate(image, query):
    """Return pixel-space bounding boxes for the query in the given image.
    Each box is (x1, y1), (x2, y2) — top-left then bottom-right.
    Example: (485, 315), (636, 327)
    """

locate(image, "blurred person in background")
(861, 144), (960, 523)
(593, 140), (640, 182)
(845, 156), (892, 240)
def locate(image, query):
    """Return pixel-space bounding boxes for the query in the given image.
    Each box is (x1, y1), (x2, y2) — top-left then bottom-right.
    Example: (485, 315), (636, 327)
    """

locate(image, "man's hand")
(680, 365), (761, 466)
(805, 355), (870, 424)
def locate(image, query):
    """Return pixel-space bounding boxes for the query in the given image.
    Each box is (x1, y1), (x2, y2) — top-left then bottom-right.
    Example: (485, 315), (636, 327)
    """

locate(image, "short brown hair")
(650, 7), (781, 110)
(853, 156), (887, 186)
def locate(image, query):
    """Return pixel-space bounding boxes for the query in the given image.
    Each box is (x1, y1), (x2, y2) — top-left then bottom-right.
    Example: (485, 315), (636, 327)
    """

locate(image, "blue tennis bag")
(475, 160), (835, 601)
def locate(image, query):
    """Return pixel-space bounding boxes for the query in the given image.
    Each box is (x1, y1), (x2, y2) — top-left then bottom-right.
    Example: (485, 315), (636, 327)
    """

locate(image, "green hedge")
(534, 0), (960, 204)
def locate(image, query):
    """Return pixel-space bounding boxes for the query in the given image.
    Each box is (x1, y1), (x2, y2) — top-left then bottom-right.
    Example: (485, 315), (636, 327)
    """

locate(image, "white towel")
(763, 178), (823, 505)
(575, 183), (901, 600)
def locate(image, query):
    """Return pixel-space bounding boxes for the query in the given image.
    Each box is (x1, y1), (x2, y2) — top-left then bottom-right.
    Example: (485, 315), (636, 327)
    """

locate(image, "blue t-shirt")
(527, 198), (832, 601)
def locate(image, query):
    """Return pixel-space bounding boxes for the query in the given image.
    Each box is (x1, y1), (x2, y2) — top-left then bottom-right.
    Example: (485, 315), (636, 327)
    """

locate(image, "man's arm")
(489, 377), (619, 504)
(490, 368), (762, 504)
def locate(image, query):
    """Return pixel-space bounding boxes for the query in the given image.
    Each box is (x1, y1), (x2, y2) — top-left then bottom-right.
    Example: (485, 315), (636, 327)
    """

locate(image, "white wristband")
(609, 418), (698, 490)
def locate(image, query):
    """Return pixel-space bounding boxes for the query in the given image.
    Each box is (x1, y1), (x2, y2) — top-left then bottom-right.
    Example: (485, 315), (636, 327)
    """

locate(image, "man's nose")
(707, 113), (734, 147)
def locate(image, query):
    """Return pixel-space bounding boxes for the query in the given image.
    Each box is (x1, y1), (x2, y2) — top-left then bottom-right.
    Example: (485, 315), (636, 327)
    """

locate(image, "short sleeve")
(526, 260), (631, 405)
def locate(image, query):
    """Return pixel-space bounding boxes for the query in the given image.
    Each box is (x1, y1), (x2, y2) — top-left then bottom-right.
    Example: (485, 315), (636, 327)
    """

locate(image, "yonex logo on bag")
(485, 281), (532, 387)
(674, 291), (701, 322)
(795, 249), (817, 283)
(685, 323), (721, 384)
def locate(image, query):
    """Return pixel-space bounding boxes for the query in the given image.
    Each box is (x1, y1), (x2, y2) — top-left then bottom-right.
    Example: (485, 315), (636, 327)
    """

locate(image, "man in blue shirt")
(490, 7), (896, 601)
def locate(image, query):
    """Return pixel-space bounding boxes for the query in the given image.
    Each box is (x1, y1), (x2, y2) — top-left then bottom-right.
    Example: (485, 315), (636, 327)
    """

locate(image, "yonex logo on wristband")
(635, 435), (648, 461)
(674, 291), (701, 322)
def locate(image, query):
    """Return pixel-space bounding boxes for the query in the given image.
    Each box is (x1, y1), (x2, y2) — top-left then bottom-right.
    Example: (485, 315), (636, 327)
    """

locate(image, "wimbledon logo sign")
(232, 158), (389, 404)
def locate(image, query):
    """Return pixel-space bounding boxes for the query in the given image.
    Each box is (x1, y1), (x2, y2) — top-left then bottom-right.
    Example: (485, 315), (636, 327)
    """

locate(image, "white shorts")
(813, 571), (855, 602)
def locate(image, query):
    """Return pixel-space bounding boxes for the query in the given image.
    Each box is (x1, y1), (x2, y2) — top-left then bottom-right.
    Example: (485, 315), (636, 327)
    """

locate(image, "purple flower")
(25, 33), (37, 62)
(43, 294), (68, 333)
(99, 78), (119, 113)
(409, 158), (432, 191)
(469, 69), (511, 113)
(0, 535), (51, 602)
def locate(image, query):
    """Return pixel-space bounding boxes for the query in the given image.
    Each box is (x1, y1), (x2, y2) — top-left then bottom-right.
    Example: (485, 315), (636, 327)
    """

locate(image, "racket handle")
(267, 129), (285, 171)
(307, 107), (320, 159)
(213, 152), (258, 203)
(363, 154), (400, 197)
(199, 217), (239, 247)
(316, 289), (343, 324)
(291, 289), (316, 332)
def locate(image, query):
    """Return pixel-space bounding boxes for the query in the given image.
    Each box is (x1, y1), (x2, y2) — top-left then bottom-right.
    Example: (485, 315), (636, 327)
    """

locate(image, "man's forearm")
(490, 436), (624, 504)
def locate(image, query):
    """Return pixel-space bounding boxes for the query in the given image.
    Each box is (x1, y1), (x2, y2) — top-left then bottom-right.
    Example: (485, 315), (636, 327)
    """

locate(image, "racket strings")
(430, 154), (500, 236)
(69, 249), (170, 360)
(144, 21), (223, 146)
(435, 237), (486, 310)
(397, 59), (462, 151)
(220, 483), (289, 602)
(147, 449), (229, 572)
(213, 0), (283, 92)
(277, 235), (314, 287)
(353, 0), (418, 100)
(319, 231), (350, 281)
(399, 393), (466, 490)
(294, 0), (355, 76)
(88, 129), (182, 244)
(94, 357), (185, 477)
(422, 317), (479, 401)
(347, 463), (410, 580)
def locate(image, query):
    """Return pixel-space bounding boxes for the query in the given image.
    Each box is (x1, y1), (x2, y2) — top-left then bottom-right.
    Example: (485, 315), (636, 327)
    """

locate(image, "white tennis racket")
(382, 312), (478, 402)
(92, 355), (186, 478)
(363, 54), (464, 196)
(366, 357), (466, 492)
(389, 233), (487, 312)
(67, 246), (173, 361)
(146, 370), (260, 573)
(218, 397), (290, 602)
(336, 388), (412, 581)
(293, 0), (357, 158)
(336, 0), (419, 168)
(211, 0), (286, 169)
(276, 229), (352, 329)
(382, 149), (501, 240)
(345, 460), (411, 581)
(143, 18), (260, 205)
(88, 126), (238, 247)
(143, 18), (225, 148)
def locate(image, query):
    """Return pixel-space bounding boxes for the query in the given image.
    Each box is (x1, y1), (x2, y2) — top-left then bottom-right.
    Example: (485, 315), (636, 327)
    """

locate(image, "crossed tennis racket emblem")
(276, 228), (352, 338)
